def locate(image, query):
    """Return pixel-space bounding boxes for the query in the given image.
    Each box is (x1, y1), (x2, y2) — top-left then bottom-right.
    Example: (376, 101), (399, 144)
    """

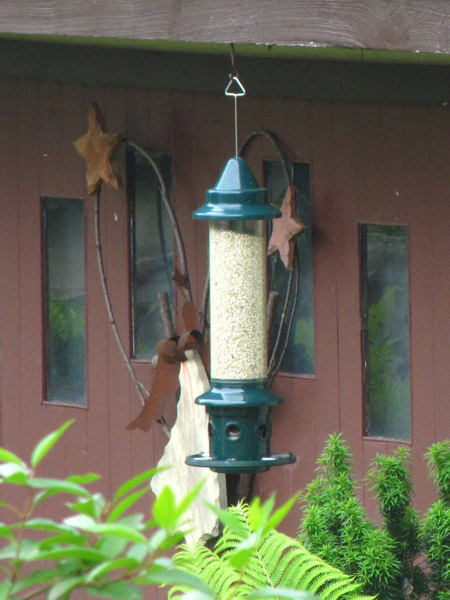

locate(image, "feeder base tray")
(186, 452), (296, 474)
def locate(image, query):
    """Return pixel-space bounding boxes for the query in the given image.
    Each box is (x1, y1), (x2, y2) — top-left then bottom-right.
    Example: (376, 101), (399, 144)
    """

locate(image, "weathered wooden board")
(151, 350), (226, 547)
(1, 1), (450, 54)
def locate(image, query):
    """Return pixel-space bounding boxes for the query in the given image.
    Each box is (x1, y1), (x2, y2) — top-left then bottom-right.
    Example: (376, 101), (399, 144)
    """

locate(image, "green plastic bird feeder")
(186, 157), (296, 473)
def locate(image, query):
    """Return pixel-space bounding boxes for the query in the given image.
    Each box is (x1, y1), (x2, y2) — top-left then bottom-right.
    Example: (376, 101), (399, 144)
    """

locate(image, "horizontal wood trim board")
(1, 0), (450, 54)
(2, 39), (450, 105)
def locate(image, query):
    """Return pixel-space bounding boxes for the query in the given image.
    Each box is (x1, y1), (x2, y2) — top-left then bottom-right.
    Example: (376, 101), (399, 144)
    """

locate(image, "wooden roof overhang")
(1, 0), (450, 62)
(1, 0), (450, 105)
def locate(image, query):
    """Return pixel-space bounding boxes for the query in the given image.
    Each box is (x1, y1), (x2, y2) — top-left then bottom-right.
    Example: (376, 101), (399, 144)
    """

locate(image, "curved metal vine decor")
(238, 129), (301, 383)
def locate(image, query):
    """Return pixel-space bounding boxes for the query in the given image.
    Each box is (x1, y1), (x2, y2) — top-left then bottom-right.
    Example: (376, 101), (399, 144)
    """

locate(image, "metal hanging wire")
(225, 44), (246, 157)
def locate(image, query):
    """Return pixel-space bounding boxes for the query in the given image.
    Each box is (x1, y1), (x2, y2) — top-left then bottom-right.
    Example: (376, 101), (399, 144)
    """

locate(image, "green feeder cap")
(193, 157), (281, 220)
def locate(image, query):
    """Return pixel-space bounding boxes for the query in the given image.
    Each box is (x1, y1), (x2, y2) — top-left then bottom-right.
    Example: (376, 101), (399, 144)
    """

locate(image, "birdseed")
(209, 221), (267, 380)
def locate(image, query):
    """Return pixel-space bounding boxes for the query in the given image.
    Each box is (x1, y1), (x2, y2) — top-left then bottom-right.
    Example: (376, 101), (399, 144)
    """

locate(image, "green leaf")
(64, 514), (148, 543)
(248, 496), (263, 531)
(152, 485), (177, 530)
(89, 524), (148, 544)
(227, 544), (255, 572)
(248, 589), (316, 599)
(22, 518), (75, 533)
(108, 488), (148, 522)
(68, 472), (102, 485)
(263, 494), (299, 536)
(127, 542), (149, 562)
(0, 522), (13, 539)
(0, 543), (18, 560)
(86, 557), (140, 582)
(64, 514), (97, 528)
(37, 547), (107, 562)
(0, 448), (25, 466)
(260, 495), (276, 522)
(146, 567), (213, 594)
(176, 479), (205, 519)
(31, 489), (63, 509)
(38, 531), (87, 550)
(98, 535), (129, 560)
(0, 581), (13, 600)
(118, 513), (145, 529)
(158, 531), (186, 552)
(0, 539), (41, 561)
(29, 477), (91, 497)
(31, 420), (74, 468)
(11, 569), (59, 593)
(48, 576), (84, 600)
(179, 592), (215, 600)
(205, 503), (248, 538)
(0, 462), (29, 483)
(228, 532), (260, 571)
(69, 496), (103, 519)
(148, 556), (173, 570)
(113, 468), (163, 502)
(86, 581), (142, 600)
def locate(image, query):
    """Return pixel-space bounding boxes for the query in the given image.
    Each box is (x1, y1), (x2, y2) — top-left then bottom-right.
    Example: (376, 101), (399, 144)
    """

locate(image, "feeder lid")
(193, 157), (281, 220)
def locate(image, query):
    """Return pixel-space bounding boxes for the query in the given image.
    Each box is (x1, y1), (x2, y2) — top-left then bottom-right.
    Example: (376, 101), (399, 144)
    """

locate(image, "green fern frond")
(170, 503), (373, 600)
(170, 542), (243, 599)
(319, 579), (362, 600)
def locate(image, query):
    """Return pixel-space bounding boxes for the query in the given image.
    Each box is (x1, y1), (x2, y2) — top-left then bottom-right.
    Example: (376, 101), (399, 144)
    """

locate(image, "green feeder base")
(185, 380), (296, 474)
(186, 452), (296, 474)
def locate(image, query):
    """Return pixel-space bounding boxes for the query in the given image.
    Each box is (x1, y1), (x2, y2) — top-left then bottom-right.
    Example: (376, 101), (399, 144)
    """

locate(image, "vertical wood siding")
(0, 78), (449, 556)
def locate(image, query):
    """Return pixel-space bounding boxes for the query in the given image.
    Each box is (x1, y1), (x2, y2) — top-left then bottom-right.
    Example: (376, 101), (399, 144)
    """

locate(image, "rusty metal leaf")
(126, 359), (180, 432)
(182, 301), (197, 331)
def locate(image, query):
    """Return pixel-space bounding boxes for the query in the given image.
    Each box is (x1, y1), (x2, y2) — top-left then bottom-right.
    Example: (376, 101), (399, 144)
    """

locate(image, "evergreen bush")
(299, 434), (450, 600)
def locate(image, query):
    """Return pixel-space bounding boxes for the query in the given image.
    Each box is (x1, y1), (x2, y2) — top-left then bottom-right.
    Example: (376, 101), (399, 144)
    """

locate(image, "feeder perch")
(186, 156), (296, 473)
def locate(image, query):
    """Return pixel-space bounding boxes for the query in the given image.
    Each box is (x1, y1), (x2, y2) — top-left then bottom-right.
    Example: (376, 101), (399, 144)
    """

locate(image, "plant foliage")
(421, 441), (450, 599)
(171, 500), (373, 600)
(299, 435), (401, 600)
(299, 434), (450, 600)
(0, 422), (318, 600)
(0, 422), (215, 600)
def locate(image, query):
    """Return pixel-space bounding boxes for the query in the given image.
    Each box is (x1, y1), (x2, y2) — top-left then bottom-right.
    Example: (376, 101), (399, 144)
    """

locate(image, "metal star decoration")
(267, 185), (306, 270)
(74, 102), (123, 195)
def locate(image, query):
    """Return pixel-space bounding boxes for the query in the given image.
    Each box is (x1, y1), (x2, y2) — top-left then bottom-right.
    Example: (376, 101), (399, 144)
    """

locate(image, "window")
(360, 224), (411, 440)
(128, 150), (174, 359)
(42, 197), (87, 406)
(265, 161), (315, 375)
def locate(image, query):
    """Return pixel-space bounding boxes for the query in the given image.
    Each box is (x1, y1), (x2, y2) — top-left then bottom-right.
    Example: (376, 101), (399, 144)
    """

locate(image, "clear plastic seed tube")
(209, 220), (267, 381)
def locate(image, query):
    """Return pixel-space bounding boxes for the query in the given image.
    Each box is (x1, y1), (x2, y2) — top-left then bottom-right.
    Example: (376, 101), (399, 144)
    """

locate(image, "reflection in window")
(42, 197), (86, 405)
(265, 161), (315, 375)
(361, 224), (411, 440)
(129, 151), (174, 359)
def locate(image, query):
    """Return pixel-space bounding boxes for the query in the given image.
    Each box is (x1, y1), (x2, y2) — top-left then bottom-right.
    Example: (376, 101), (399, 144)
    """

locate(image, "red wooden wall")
(0, 77), (449, 552)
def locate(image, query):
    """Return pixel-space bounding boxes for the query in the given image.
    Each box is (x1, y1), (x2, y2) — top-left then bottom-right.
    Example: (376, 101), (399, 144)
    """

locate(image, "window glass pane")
(129, 151), (174, 359)
(265, 161), (315, 375)
(43, 197), (86, 405)
(361, 224), (411, 440)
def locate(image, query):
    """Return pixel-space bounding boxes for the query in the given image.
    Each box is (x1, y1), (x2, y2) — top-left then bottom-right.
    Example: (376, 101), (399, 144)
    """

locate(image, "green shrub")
(299, 434), (450, 600)
(421, 441), (450, 599)
(299, 435), (402, 600)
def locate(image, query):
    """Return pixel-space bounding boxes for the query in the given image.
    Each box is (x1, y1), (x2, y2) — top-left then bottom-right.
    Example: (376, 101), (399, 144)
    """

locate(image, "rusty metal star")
(74, 102), (123, 195)
(267, 185), (306, 270)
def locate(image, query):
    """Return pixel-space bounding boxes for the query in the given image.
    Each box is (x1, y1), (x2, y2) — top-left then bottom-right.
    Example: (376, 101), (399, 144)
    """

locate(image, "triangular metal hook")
(225, 76), (246, 97)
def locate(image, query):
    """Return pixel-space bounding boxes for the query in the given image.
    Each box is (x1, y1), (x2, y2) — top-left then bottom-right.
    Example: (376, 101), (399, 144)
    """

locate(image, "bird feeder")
(186, 156), (296, 473)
